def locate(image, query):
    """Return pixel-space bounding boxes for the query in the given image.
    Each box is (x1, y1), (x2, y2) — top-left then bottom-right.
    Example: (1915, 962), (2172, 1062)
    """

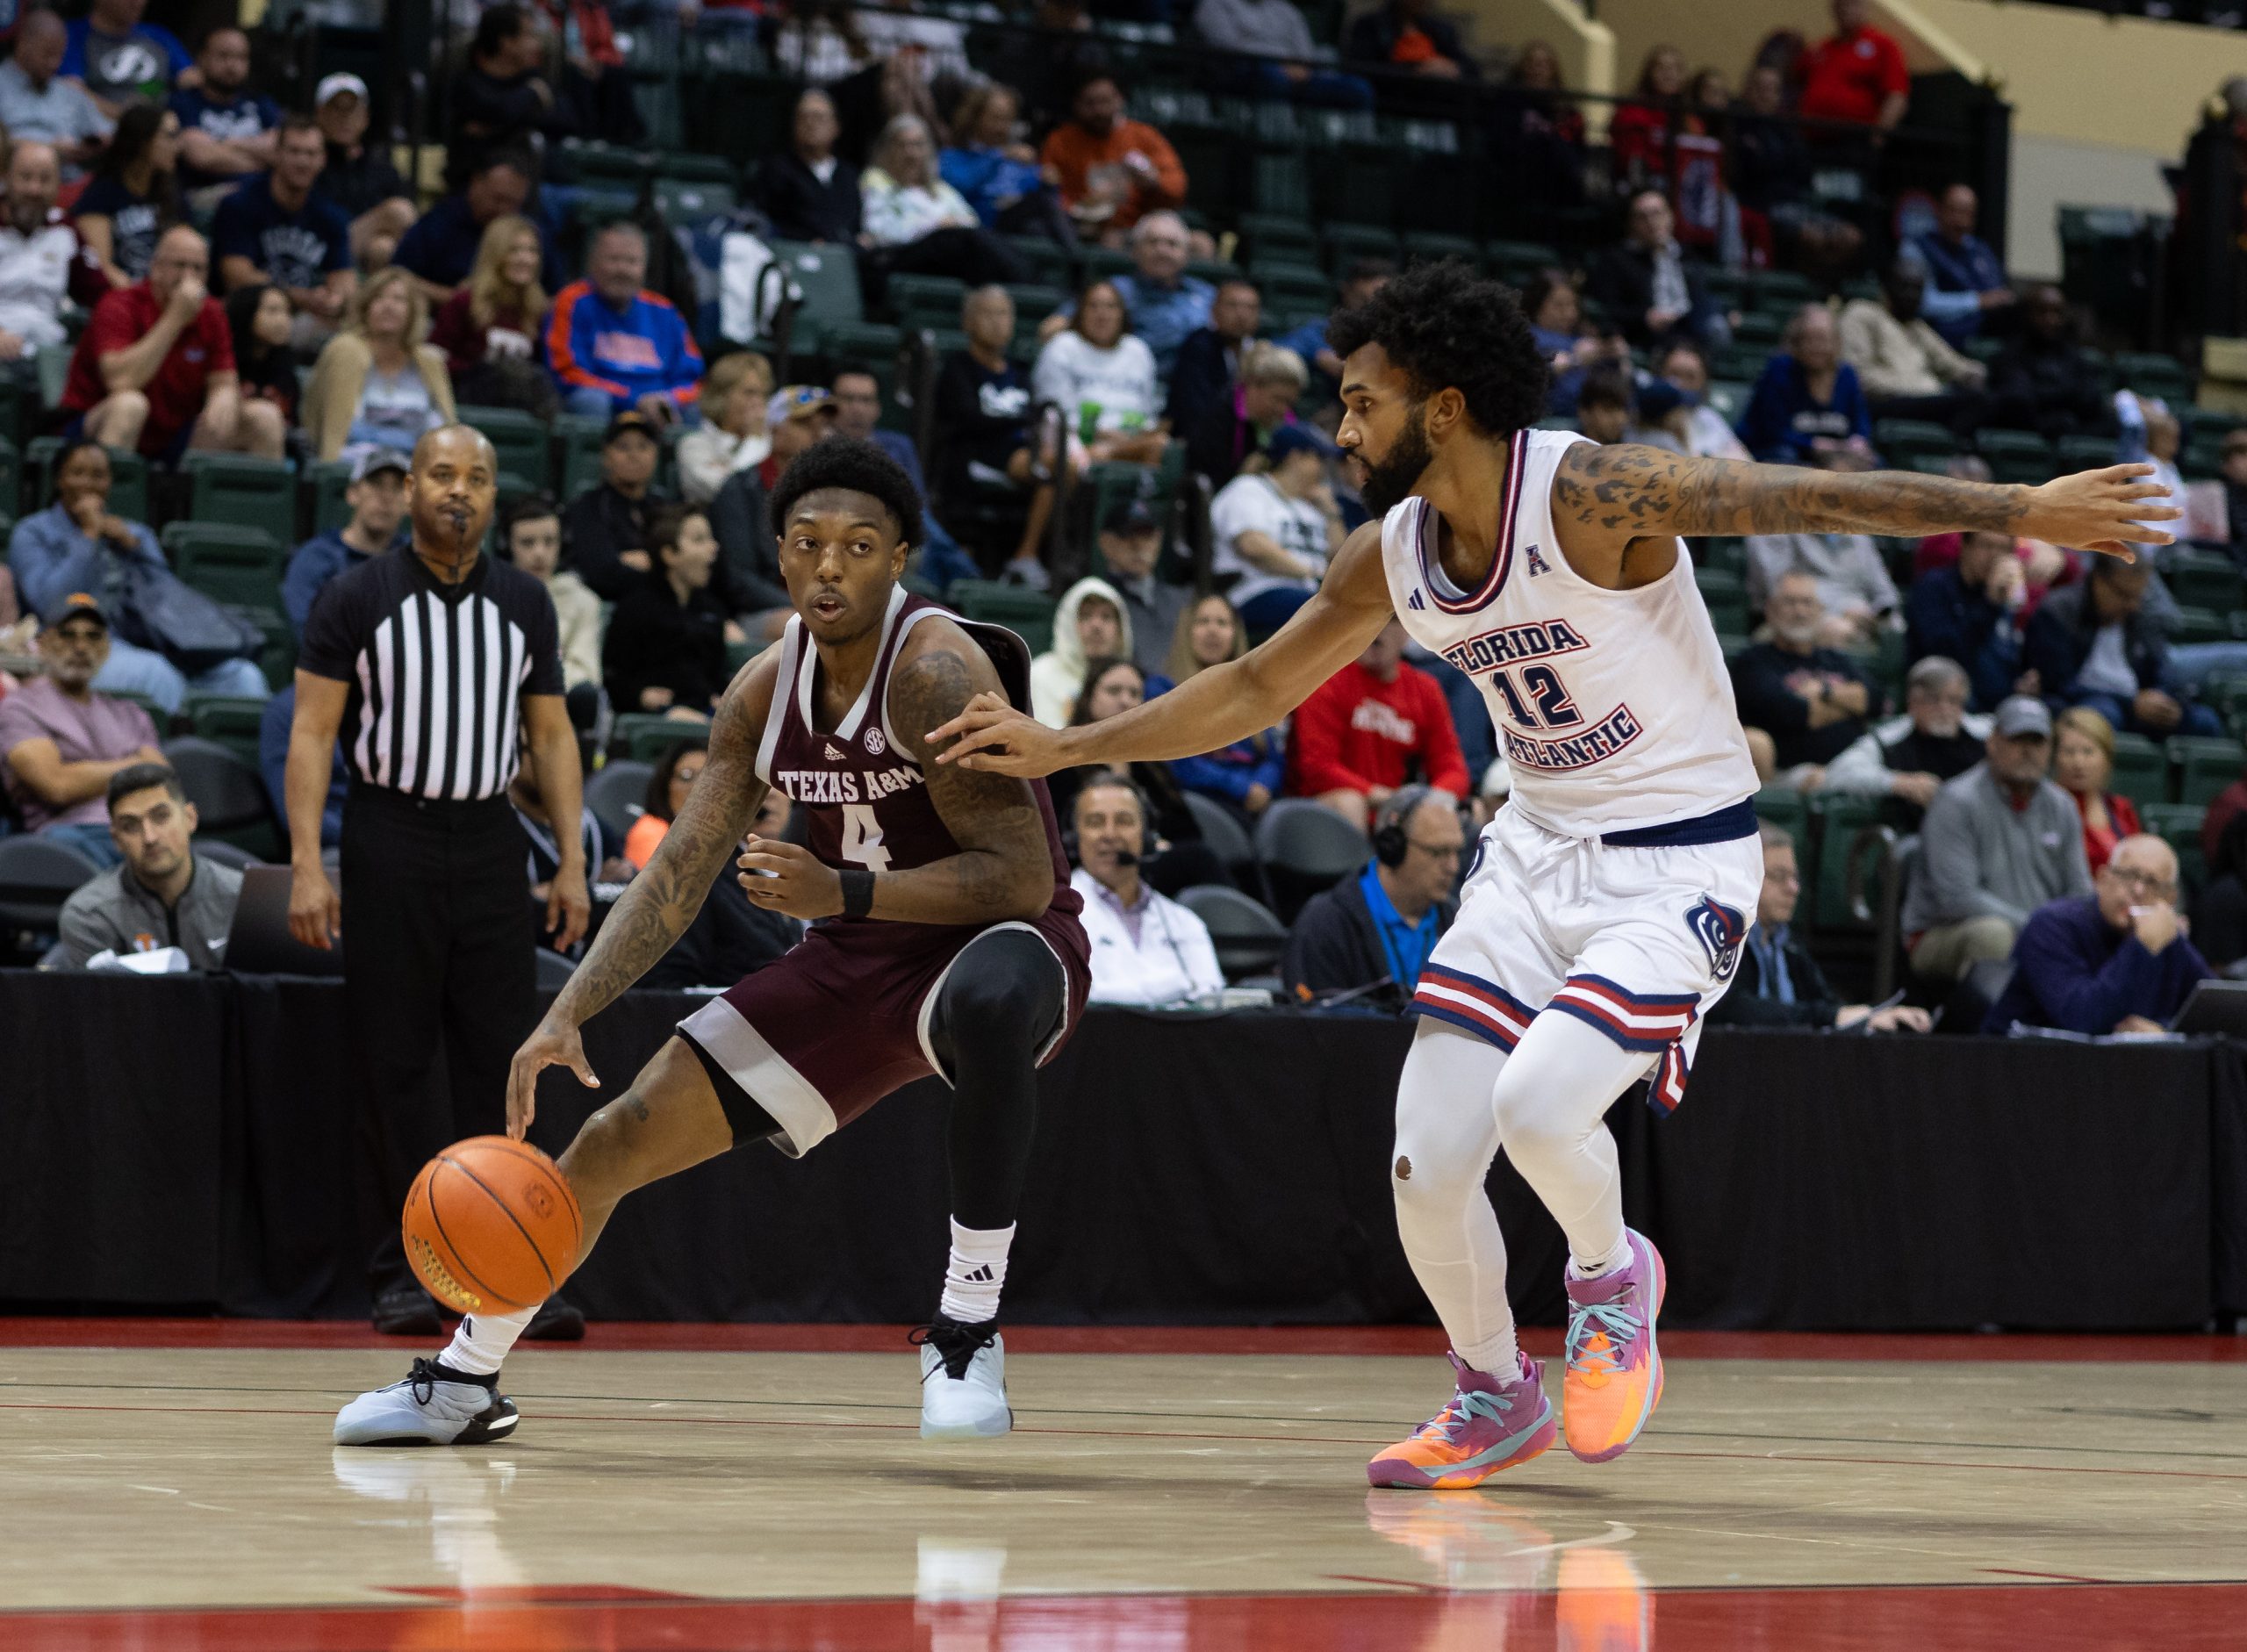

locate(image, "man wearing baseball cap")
(1208, 419), (1346, 635)
(1095, 496), (1185, 677)
(282, 449), (411, 637)
(312, 73), (418, 270)
(0, 594), (164, 868)
(558, 409), (671, 601)
(1901, 693), (2093, 985)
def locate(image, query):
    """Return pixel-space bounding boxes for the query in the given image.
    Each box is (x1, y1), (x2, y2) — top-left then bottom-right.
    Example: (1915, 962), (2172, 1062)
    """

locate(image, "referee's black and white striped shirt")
(298, 547), (565, 800)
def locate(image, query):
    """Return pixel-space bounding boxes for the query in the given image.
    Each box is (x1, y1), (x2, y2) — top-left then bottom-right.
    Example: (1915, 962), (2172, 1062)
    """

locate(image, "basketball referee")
(284, 425), (592, 1338)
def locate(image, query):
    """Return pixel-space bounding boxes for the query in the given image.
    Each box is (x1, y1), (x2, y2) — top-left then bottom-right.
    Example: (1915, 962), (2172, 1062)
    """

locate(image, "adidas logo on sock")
(961, 1264), (994, 1283)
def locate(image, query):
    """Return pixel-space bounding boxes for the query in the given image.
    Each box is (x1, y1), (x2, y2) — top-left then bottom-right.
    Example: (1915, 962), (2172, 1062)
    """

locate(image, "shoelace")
(1567, 1302), (1643, 1377)
(1419, 1386), (1511, 1445)
(908, 1321), (996, 1382)
(406, 1357), (444, 1405)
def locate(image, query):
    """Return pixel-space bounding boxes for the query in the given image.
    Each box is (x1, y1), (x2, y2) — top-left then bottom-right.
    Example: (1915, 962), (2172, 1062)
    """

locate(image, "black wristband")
(838, 867), (876, 919)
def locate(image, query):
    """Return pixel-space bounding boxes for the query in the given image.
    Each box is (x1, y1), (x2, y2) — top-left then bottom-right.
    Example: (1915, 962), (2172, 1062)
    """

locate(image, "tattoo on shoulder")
(891, 646), (1044, 852)
(892, 647), (981, 766)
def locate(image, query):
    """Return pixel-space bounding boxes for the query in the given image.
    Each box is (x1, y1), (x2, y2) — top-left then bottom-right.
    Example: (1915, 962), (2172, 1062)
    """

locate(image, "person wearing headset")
(1282, 784), (1464, 1006)
(1069, 769), (1226, 1007)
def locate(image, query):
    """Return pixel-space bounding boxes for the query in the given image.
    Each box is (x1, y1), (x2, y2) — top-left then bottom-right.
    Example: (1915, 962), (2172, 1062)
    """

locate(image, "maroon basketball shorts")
(674, 911), (1092, 1155)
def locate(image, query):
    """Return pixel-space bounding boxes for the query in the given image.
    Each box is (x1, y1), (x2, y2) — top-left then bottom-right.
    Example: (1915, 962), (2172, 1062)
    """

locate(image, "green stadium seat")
(1703, 380), (1750, 423)
(2137, 801), (2208, 894)
(183, 693), (268, 769)
(2112, 350), (2193, 403)
(1731, 310), (1784, 348)
(2168, 549), (2244, 614)
(305, 459), (353, 533)
(887, 273), (966, 334)
(1752, 786), (1807, 841)
(1809, 794), (1885, 933)
(1698, 536), (1747, 575)
(949, 578), (1059, 655)
(1248, 261), (1333, 315)
(2108, 732), (2167, 806)
(1238, 213), (1318, 265)
(1753, 269), (1819, 308)
(106, 687), (170, 728)
(1321, 224), (1399, 270)
(1874, 419), (1955, 466)
(162, 521), (285, 610)
(1693, 566), (1749, 632)
(1974, 429), (2057, 485)
(652, 177), (736, 223)
(2172, 606), (2230, 645)
(766, 240), (863, 352)
(611, 713), (710, 765)
(1252, 152), (1311, 219)
(1080, 247), (1135, 284)
(183, 453), (298, 544)
(2169, 736), (2245, 805)
(458, 405), (553, 493)
(1001, 235), (1076, 291)
(1183, 260), (1245, 289)
(556, 414), (608, 501)
(2054, 433), (2117, 473)
(1401, 231), (1479, 266)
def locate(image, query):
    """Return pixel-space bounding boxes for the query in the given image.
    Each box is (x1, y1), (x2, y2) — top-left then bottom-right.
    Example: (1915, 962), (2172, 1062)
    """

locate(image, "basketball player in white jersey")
(930, 261), (2174, 1489)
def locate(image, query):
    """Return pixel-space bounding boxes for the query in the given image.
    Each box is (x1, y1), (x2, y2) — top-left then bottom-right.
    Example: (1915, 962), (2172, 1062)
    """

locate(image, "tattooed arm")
(506, 648), (777, 1134)
(1549, 442), (2179, 590)
(736, 619), (1056, 924)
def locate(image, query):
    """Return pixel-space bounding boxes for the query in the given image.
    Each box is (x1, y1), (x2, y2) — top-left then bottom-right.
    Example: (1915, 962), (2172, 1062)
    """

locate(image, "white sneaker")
(915, 1319), (1012, 1440)
(334, 1358), (520, 1447)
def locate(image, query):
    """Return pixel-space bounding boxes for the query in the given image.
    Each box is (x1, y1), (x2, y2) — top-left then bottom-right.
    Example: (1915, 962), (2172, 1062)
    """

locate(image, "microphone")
(1114, 849), (1139, 867)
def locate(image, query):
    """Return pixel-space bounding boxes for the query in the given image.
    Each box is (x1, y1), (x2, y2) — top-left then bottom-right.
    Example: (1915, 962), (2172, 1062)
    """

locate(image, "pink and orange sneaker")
(1367, 1351), (1558, 1490)
(1561, 1228), (1667, 1463)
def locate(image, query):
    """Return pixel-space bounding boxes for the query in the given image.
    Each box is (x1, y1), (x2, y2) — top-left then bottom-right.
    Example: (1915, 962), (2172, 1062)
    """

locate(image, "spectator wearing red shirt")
(1796, 0), (1909, 130)
(1288, 619), (1469, 829)
(61, 224), (286, 460)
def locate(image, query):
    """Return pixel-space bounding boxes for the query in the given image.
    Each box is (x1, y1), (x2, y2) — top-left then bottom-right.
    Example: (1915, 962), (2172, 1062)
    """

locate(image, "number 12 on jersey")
(1489, 664), (1583, 730)
(839, 802), (891, 871)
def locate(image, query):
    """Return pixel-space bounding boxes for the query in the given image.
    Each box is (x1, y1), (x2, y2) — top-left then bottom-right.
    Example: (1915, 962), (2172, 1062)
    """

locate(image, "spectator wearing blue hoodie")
(939, 83), (1073, 246)
(544, 221), (703, 422)
(1734, 303), (1875, 467)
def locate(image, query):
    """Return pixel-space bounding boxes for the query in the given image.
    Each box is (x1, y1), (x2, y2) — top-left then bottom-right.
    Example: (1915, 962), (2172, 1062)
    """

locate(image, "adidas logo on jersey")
(823, 742), (846, 762)
(1406, 589), (1426, 611)
(1524, 542), (1552, 578)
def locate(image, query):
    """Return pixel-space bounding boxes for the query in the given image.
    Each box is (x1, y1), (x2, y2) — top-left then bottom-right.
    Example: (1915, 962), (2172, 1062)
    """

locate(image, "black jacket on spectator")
(447, 65), (571, 186)
(1183, 396), (1273, 491)
(1166, 327), (1245, 431)
(1343, 4), (1476, 74)
(1706, 925), (1841, 1027)
(1586, 241), (1717, 350)
(1729, 641), (1876, 769)
(707, 468), (789, 614)
(562, 482), (663, 603)
(603, 574), (730, 715)
(753, 153), (864, 244)
(1487, 96), (1584, 213)
(2023, 579), (2171, 705)
(1283, 872), (1455, 1006)
(1988, 336), (2107, 441)
(643, 875), (799, 989)
(931, 349), (1031, 503)
(318, 141), (408, 220)
(1904, 566), (2022, 711)
(1730, 112), (1813, 217)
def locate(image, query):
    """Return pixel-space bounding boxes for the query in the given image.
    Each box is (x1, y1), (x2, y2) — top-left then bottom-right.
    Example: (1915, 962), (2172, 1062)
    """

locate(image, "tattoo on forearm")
(1554, 443), (2028, 541)
(894, 647), (1050, 918)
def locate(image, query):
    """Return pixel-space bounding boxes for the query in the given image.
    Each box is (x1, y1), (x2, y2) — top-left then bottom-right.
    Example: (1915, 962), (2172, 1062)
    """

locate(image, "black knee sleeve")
(928, 929), (1067, 1231)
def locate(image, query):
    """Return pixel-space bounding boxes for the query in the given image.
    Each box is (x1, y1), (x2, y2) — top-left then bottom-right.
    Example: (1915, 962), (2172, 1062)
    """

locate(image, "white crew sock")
(938, 1219), (1015, 1325)
(442, 1305), (538, 1376)
(1569, 1232), (1633, 1279)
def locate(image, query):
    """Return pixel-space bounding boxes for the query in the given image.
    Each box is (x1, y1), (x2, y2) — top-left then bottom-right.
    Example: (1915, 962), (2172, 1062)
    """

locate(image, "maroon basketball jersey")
(754, 587), (1080, 933)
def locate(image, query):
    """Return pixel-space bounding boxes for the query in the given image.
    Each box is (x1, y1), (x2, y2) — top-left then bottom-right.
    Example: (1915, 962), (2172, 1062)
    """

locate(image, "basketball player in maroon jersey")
(334, 439), (1092, 1447)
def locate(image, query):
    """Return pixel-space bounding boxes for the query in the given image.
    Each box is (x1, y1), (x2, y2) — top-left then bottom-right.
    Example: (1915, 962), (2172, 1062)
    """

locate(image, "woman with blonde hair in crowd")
(301, 265), (456, 462)
(427, 213), (554, 419)
(1152, 593), (1286, 822)
(862, 113), (1027, 287)
(676, 350), (775, 504)
(2053, 706), (2143, 875)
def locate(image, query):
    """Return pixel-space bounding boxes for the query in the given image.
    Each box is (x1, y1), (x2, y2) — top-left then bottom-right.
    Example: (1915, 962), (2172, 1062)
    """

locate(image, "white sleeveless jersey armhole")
(1379, 427), (1759, 837)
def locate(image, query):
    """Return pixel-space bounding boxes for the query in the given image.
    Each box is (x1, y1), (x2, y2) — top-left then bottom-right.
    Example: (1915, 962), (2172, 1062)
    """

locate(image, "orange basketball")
(402, 1136), (582, 1316)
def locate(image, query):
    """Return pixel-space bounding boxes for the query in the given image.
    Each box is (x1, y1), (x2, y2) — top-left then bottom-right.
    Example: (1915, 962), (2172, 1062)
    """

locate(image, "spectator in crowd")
(1710, 822), (1933, 1030)
(1070, 770), (1225, 1006)
(427, 213), (555, 419)
(1838, 256), (1989, 435)
(57, 760), (245, 968)
(1989, 286), (2107, 442)
(226, 282), (302, 428)
(1044, 212), (1212, 380)
(1587, 189), (1724, 355)
(74, 103), (179, 287)
(860, 114), (1026, 289)
(1039, 71), (1188, 245)
(603, 504), (729, 719)
(0, 595), (164, 866)
(0, 12), (111, 176)
(2052, 706), (2143, 876)
(562, 408), (669, 601)
(978, 0), (1107, 131)
(942, 82), (1072, 244)
(1208, 422), (1342, 634)
(1521, 267), (1608, 419)
(1983, 833), (2209, 1033)
(1288, 619), (1468, 829)
(2195, 811), (2247, 973)
(1156, 594), (1285, 821)
(447, 4), (567, 188)
(932, 285), (1059, 581)
(1195, 0), (1375, 109)
(1744, 528), (1899, 650)
(1032, 278), (1167, 465)
(1821, 655), (1990, 826)
(829, 366), (924, 488)
(752, 89), (863, 245)
(283, 448), (409, 638)
(392, 150), (539, 304)
(1093, 496), (1185, 678)
(2026, 557), (2223, 738)
(169, 26), (279, 204)
(1905, 528), (2028, 709)
(1345, 0), (1476, 79)
(1608, 45), (1685, 187)
(11, 440), (270, 708)
(62, 226), (285, 462)
(0, 142), (109, 364)
(1490, 40), (1587, 215)
(643, 786), (801, 988)
(1645, 341), (1748, 460)
(1282, 784), (1461, 1003)
(61, 0), (190, 120)
(1167, 277), (1261, 435)
(1048, 657), (1229, 894)
(259, 684), (347, 850)
(545, 221), (704, 423)
(1912, 183), (2014, 348)
(1277, 257), (1391, 403)
(676, 351), (773, 506)
(300, 266), (456, 463)
(1031, 575), (1131, 726)
(1731, 571), (1876, 783)
(1571, 368), (1634, 446)
(508, 722), (630, 928)
(2216, 427), (2247, 572)
(312, 73), (417, 271)
(536, 0), (646, 150)
(213, 115), (355, 346)
(1795, 0), (1909, 133)
(498, 493), (602, 728)
(1736, 304), (1875, 468)
(1184, 342), (1310, 488)
(1900, 694), (2092, 985)
(623, 737), (707, 870)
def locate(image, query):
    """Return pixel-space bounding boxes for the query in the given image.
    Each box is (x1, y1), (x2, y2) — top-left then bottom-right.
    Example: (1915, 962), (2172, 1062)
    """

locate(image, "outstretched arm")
(930, 521), (1396, 778)
(1551, 445), (2176, 581)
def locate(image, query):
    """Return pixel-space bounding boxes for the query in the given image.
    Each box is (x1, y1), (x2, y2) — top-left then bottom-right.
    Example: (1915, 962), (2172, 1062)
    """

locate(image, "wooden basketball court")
(3, 1322), (2243, 1649)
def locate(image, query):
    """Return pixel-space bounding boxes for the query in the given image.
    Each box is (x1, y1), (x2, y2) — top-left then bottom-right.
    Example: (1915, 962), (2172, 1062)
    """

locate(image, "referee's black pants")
(341, 784), (536, 1299)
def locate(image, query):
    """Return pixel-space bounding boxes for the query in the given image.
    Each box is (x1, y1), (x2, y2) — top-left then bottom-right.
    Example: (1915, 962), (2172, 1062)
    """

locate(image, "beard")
(1357, 403), (1435, 519)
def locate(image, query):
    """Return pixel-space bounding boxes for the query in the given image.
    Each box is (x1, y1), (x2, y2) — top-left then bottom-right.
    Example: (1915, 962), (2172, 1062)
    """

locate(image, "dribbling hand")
(925, 692), (1070, 778)
(507, 1017), (600, 1139)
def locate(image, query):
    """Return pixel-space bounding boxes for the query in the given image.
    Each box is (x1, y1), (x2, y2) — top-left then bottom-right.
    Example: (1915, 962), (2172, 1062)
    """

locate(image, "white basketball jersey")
(1380, 427), (1759, 837)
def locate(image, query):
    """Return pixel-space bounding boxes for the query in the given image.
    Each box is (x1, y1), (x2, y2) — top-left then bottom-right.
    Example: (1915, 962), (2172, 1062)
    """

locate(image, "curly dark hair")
(768, 437), (924, 549)
(1325, 259), (1551, 439)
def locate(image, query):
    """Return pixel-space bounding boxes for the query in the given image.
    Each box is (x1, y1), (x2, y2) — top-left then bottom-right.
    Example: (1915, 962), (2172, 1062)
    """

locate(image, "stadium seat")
(1808, 794), (1885, 933)
(163, 523), (285, 611)
(2172, 605), (2231, 645)
(766, 240), (865, 352)
(1320, 224), (1398, 271)
(161, 735), (279, 860)
(2113, 350), (2193, 403)
(183, 694), (269, 769)
(556, 415), (608, 501)
(1181, 789), (1256, 880)
(2168, 549), (2245, 614)
(610, 714), (709, 765)
(2107, 732), (2167, 805)
(2168, 735), (2246, 805)
(1402, 231), (1479, 266)
(2054, 433), (2116, 472)
(183, 453), (298, 545)
(585, 759), (654, 844)
(1238, 213), (1318, 266)
(458, 405), (554, 492)
(1974, 429), (2056, 485)
(306, 459), (353, 533)
(1751, 786), (1807, 839)
(2137, 801), (2208, 893)
(888, 273), (967, 334)
(1176, 883), (1287, 981)
(1246, 262), (1332, 317)
(1253, 798), (1368, 922)
(0, 835), (101, 936)
(1001, 235), (1076, 291)
(1693, 566), (1748, 633)
(653, 177), (736, 223)
(1874, 419), (1956, 467)
(949, 579), (1058, 654)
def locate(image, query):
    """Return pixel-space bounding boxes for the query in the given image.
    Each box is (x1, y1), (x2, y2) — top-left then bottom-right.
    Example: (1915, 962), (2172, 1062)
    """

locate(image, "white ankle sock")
(442, 1305), (537, 1376)
(937, 1219), (1014, 1325)
(1569, 1231), (1633, 1279)
(1454, 1323), (1521, 1382)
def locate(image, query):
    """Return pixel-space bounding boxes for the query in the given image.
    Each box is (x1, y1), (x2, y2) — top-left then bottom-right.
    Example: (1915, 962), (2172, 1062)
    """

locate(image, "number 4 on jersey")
(839, 802), (891, 871)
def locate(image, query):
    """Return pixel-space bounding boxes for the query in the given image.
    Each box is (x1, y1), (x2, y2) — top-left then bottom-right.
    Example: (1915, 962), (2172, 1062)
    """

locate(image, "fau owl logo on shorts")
(1684, 895), (1746, 982)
